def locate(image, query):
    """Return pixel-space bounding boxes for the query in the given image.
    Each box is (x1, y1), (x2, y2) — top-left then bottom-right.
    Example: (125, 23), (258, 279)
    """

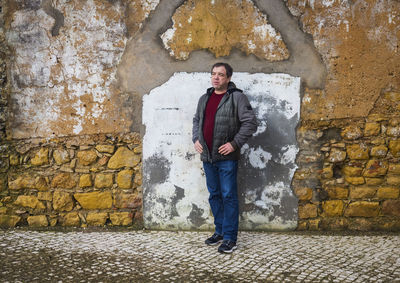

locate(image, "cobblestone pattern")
(295, 115), (400, 231)
(0, 230), (399, 282)
(0, 133), (143, 228)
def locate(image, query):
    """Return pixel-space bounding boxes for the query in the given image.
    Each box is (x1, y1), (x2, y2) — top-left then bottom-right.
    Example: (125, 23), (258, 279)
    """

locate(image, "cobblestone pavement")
(0, 229), (399, 282)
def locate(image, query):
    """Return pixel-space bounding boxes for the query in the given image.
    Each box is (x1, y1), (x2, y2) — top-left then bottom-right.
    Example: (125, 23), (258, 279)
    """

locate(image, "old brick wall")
(1, 0), (399, 230)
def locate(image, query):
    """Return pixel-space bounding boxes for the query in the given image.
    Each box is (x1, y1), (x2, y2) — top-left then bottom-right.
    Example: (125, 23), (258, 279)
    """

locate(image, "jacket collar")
(206, 81), (242, 96)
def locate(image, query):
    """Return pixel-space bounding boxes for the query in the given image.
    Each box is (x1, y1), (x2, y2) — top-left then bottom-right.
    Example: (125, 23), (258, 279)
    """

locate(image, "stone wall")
(294, 113), (400, 231)
(1, 0), (399, 231)
(0, 133), (142, 228)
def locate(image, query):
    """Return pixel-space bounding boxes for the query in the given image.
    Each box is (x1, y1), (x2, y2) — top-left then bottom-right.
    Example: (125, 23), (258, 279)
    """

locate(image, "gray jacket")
(192, 82), (257, 162)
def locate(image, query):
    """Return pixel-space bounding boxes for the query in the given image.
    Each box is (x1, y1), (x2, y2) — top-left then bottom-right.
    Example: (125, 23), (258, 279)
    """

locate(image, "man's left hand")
(218, 142), (235, 155)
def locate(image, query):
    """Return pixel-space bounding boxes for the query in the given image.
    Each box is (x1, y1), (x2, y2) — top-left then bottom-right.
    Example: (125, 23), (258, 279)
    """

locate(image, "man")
(192, 62), (257, 253)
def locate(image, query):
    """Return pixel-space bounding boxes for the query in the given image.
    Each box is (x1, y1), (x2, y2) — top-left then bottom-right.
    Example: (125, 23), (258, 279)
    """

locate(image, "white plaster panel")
(143, 72), (300, 231)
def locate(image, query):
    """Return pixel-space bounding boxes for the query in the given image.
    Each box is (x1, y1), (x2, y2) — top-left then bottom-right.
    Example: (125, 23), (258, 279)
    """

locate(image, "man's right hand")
(194, 140), (203, 153)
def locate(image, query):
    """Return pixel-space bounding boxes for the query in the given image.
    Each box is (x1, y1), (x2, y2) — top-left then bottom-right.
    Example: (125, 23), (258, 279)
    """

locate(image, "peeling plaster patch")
(248, 147), (272, 169)
(6, 0), (136, 138)
(143, 72), (300, 231)
(286, 0), (400, 119)
(161, 0), (289, 61)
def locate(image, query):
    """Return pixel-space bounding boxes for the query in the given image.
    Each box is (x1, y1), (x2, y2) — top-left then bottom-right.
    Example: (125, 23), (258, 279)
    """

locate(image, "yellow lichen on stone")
(31, 148), (49, 166)
(161, 0), (289, 61)
(110, 212), (132, 226)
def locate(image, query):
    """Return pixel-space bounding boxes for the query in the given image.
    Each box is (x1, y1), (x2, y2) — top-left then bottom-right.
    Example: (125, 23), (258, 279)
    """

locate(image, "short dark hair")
(211, 62), (233, 78)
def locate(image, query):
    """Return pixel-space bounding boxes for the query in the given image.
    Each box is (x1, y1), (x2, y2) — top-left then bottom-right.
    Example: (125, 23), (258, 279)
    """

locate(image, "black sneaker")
(205, 233), (223, 246)
(218, 240), (237, 253)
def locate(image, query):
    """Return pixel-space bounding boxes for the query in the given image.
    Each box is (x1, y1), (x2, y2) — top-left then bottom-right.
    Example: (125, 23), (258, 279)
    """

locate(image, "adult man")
(192, 62), (257, 253)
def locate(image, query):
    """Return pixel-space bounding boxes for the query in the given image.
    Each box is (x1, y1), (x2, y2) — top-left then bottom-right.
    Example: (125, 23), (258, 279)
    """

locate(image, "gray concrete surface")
(0, 229), (399, 282)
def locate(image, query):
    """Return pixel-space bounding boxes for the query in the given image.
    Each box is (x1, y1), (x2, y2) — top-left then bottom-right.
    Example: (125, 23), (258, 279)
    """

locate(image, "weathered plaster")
(161, 0), (289, 61)
(5, 0), (159, 139)
(117, 0), (325, 132)
(143, 72), (300, 231)
(286, 0), (400, 119)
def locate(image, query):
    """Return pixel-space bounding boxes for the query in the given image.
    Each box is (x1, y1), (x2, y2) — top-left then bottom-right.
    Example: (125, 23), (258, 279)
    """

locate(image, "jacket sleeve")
(192, 98), (201, 144)
(231, 93), (257, 149)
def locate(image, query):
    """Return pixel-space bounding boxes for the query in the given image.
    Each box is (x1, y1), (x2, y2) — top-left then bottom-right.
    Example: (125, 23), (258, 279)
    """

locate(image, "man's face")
(211, 66), (231, 93)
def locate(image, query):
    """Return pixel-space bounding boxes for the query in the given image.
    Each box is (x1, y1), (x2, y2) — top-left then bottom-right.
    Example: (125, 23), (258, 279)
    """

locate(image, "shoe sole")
(218, 245), (237, 253)
(205, 240), (222, 246)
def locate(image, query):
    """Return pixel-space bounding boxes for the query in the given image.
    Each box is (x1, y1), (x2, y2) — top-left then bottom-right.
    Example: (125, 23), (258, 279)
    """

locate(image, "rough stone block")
(95, 145), (115, 154)
(77, 150), (97, 166)
(388, 163), (400, 174)
(108, 147), (140, 169)
(389, 140), (400, 157)
(51, 173), (77, 189)
(294, 187), (313, 201)
(345, 176), (365, 185)
(343, 166), (363, 177)
(8, 175), (35, 190)
(350, 187), (376, 199)
(341, 126), (363, 140)
(117, 169), (133, 189)
(348, 218), (373, 231)
(344, 201), (380, 217)
(86, 212), (108, 226)
(321, 166), (333, 179)
(328, 148), (346, 162)
(134, 171), (142, 186)
(364, 122), (380, 136)
(94, 174), (113, 189)
(61, 212), (80, 226)
(363, 160), (388, 177)
(53, 148), (70, 165)
(110, 212), (132, 226)
(370, 145), (388, 158)
(322, 200), (344, 217)
(74, 191), (112, 210)
(377, 187), (399, 199)
(9, 154), (19, 166)
(347, 144), (369, 160)
(298, 203), (318, 219)
(31, 148), (49, 166)
(14, 195), (45, 210)
(38, 191), (52, 201)
(114, 192), (140, 209)
(0, 215), (21, 228)
(27, 215), (48, 227)
(53, 191), (74, 211)
(307, 219), (320, 230)
(387, 126), (400, 137)
(325, 187), (348, 199)
(0, 207), (7, 214)
(382, 200), (400, 216)
(365, 178), (384, 185)
(386, 175), (400, 185)
(79, 174), (92, 188)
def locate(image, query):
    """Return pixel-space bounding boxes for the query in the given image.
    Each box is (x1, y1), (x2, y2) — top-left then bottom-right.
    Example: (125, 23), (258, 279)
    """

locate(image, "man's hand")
(194, 140), (203, 153)
(218, 142), (235, 155)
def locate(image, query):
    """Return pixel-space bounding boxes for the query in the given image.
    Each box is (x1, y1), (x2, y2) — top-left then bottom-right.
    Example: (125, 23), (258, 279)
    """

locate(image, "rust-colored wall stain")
(5, 0), (159, 139)
(287, 0), (400, 120)
(162, 0), (289, 61)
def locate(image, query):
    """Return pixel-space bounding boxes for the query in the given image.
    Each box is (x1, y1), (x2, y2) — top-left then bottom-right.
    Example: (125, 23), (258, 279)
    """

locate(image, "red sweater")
(203, 92), (225, 151)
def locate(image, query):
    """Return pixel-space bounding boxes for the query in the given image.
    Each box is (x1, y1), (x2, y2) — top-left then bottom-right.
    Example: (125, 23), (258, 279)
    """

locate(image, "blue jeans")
(203, 160), (239, 242)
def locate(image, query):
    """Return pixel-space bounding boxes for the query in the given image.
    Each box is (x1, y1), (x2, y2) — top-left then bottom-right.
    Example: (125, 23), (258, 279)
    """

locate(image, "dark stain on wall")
(41, 0), (64, 36)
(188, 203), (206, 227)
(171, 185), (185, 218)
(143, 154), (171, 185)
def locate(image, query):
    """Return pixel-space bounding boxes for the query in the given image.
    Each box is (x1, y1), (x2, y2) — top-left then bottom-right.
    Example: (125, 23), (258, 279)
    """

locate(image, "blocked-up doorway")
(142, 72), (300, 231)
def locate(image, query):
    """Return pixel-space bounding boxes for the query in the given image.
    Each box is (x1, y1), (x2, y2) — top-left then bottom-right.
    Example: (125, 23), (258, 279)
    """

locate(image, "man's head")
(211, 62), (233, 94)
